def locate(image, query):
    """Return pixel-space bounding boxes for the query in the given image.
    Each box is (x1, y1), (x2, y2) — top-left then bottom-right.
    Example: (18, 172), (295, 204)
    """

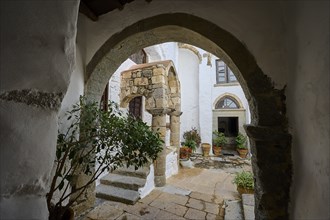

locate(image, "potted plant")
(236, 132), (248, 158)
(233, 171), (254, 194)
(47, 97), (163, 220)
(212, 130), (227, 156)
(180, 128), (200, 159)
(180, 139), (197, 160)
(183, 127), (201, 148)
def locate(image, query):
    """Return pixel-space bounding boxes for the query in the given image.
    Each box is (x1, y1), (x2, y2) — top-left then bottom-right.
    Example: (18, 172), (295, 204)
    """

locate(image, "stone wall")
(120, 60), (181, 187)
(120, 61), (180, 113)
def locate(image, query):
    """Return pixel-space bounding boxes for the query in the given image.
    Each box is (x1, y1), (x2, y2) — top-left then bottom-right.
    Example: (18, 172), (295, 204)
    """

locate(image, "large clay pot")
(201, 143), (211, 156)
(213, 145), (222, 156)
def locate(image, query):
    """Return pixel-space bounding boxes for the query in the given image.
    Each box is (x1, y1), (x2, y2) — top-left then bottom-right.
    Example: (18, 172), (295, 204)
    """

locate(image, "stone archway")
(120, 60), (181, 187)
(84, 13), (292, 219)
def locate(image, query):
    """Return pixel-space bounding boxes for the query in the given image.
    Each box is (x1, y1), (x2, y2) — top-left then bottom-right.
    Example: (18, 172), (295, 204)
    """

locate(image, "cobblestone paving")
(79, 153), (252, 220)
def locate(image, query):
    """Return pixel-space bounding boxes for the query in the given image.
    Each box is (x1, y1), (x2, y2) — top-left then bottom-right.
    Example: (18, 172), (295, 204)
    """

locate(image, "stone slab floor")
(79, 155), (252, 220)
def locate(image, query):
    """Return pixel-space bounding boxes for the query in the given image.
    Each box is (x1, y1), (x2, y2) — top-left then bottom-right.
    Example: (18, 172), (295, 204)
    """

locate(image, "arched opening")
(215, 95), (241, 109)
(84, 13), (292, 219)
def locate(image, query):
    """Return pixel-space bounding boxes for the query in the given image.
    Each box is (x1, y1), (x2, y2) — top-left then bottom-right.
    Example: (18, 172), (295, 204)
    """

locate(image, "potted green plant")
(236, 132), (248, 158)
(47, 97), (163, 220)
(183, 127), (201, 147)
(180, 139), (197, 160)
(180, 128), (200, 159)
(233, 171), (254, 194)
(212, 130), (227, 156)
(184, 139), (197, 152)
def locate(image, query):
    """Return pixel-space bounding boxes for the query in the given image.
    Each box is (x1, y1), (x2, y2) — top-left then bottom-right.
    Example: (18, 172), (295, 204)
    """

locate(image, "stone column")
(169, 111), (182, 156)
(244, 124), (292, 220)
(150, 109), (168, 187)
(0, 1), (79, 219)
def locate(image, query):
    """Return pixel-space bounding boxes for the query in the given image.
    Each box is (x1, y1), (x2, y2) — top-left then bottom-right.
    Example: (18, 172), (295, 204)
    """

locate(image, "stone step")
(242, 194), (255, 220)
(112, 165), (150, 179)
(96, 184), (140, 205)
(100, 173), (146, 191)
(224, 200), (243, 220)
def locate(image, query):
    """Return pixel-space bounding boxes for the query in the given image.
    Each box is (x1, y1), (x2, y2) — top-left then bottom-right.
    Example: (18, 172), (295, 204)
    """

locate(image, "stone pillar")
(0, 1), (79, 219)
(169, 111), (182, 156)
(150, 109), (168, 187)
(244, 124), (292, 220)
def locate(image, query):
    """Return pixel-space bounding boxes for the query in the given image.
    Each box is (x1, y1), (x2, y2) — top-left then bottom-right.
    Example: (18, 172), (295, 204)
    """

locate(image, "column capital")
(168, 110), (182, 117)
(147, 108), (171, 116)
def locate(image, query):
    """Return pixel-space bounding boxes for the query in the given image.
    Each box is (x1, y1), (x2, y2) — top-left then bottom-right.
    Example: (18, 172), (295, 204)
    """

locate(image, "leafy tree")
(47, 97), (163, 220)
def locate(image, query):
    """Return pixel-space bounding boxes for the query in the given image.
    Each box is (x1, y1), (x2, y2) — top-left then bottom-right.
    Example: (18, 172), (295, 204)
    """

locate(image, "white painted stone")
(165, 147), (179, 178)
(138, 164), (155, 199)
(180, 159), (194, 169)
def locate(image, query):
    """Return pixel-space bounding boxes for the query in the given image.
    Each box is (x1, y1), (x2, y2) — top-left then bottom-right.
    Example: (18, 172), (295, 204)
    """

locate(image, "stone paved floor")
(79, 154), (252, 220)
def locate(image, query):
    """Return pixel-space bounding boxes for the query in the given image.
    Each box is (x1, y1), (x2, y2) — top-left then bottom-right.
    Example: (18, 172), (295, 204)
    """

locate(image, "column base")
(154, 175), (166, 187)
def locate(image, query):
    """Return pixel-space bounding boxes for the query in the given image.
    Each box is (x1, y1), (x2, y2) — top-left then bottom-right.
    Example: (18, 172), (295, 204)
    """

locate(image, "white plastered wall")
(177, 48), (200, 144)
(58, 45), (85, 131)
(0, 1), (79, 219)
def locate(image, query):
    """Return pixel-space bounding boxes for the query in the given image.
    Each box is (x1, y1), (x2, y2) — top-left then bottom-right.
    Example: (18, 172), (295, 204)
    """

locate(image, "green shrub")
(212, 130), (227, 147)
(233, 171), (254, 190)
(183, 139), (197, 152)
(236, 132), (248, 149)
(47, 97), (163, 220)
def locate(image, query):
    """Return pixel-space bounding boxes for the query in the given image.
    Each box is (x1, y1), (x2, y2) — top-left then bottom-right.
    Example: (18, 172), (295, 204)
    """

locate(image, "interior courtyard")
(0, 1), (329, 220)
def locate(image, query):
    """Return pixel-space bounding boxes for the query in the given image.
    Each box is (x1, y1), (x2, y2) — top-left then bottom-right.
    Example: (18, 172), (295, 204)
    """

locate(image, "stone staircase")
(224, 194), (255, 220)
(96, 166), (150, 205)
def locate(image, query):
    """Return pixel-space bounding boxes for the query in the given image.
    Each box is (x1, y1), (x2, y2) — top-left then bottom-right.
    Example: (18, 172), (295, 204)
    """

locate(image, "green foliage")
(47, 97), (163, 219)
(233, 171), (254, 190)
(236, 132), (248, 149)
(183, 127), (201, 146)
(183, 139), (197, 152)
(212, 130), (227, 147)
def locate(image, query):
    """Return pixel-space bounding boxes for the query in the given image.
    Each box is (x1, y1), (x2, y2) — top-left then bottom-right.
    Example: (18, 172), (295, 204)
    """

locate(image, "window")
(129, 96), (142, 118)
(215, 59), (237, 83)
(215, 96), (240, 109)
(128, 50), (147, 118)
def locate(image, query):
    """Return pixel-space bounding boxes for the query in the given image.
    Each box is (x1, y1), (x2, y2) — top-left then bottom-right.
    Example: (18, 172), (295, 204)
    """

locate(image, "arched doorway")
(84, 13), (292, 219)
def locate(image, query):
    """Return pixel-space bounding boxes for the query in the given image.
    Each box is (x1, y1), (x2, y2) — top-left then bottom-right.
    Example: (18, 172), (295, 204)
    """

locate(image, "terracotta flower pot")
(213, 145), (222, 156)
(201, 143), (211, 156)
(237, 148), (248, 158)
(237, 186), (254, 195)
(180, 147), (191, 160)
